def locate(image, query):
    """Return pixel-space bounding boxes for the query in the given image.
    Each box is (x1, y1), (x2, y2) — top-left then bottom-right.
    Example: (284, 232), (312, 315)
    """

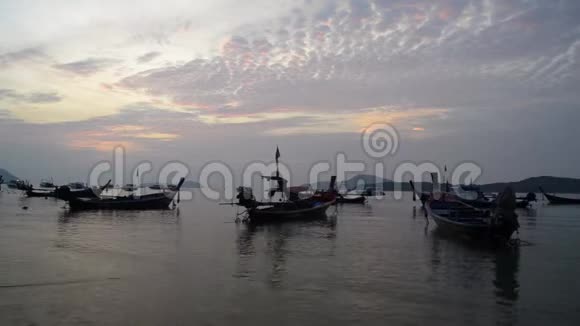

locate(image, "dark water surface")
(1, 190), (580, 325)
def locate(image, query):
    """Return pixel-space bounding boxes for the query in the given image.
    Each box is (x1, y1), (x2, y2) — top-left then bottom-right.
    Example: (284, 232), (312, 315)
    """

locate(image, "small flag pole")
(275, 146), (281, 178)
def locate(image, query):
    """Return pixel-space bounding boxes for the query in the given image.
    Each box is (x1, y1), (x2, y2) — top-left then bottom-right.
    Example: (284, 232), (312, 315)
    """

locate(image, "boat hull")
(543, 193), (580, 205)
(247, 199), (334, 223)
(26, 190), (56, 198)
(67, 193), (176, 210)
(427, 203), (518, 241)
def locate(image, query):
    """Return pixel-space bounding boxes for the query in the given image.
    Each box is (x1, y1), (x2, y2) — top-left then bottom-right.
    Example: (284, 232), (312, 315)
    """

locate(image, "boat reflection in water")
(234, 218), (337, 288)
(430, 228), (520, 324)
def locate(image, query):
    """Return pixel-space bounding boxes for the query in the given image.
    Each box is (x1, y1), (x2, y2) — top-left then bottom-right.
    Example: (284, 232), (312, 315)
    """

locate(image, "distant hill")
(0, 168), (18, 182)
(480, 176), (580, 194)
(313, 174), (580, 194)
(314, 174), (392, 190)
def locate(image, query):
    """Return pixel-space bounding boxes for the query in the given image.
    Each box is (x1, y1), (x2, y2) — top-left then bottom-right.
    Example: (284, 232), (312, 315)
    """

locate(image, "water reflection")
(430, 228), (520, 324)
(494, 248), (520, 302)
(518, 208), (537, 228)
(234, 217), (337, 288)
(54, 208), (181, 251)
(58, 208), (181, 224)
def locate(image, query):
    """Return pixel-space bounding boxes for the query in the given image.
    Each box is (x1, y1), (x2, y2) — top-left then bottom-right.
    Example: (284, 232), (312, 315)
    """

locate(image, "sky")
(1, 0), (580, 185)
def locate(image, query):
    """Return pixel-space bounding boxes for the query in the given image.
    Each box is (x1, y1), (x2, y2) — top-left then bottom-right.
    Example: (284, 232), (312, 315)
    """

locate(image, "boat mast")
(274, 146), (285, 200)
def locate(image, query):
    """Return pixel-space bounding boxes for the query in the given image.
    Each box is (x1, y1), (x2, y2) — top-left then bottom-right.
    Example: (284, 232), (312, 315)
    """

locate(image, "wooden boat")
(426, 188), (519, 242)
(241, 194), (336, 223)
(58, 178), (184, 210)
(224, 147), (336, 223)
(23, 181), (56, 197)
(39, 178), (56, 188)
(6, 179), (27, 190)
(26, 188), (56, 198)
(410, 180), (527, 210)
(539, 187), (580, 205)
(515, 192), (536, 208)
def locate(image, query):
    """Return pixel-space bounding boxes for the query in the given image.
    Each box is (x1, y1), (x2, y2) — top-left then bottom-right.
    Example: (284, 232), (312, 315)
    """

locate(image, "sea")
(1, 189), (579, 326)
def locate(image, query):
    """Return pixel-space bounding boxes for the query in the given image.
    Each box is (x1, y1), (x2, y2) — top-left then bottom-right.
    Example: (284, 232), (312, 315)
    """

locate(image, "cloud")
(2, 0), (580, 182)
(0, 89), (63, 104)
(116, 0), (580, 124)
(137, 51), (162, 63)
(53, 57), (119, 76)
(25, 92), (63, 103)
(0, 47), (46, 67)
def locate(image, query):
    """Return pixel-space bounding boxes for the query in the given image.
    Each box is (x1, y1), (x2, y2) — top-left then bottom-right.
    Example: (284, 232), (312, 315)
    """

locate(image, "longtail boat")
(26, 188), (56, 198)
(426, 187), (520, 243)
(57, 178), (184, 210)
(539, 187), (580, 205)
(223, 147), (336, 223)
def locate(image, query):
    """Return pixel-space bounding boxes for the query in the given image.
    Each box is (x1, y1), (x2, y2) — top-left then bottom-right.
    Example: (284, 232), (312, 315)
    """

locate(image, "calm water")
(1, 190), (580, 326)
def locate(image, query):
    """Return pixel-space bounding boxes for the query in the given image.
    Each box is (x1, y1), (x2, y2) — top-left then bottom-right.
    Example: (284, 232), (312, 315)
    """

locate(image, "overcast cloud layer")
(1, 0), (579, 184)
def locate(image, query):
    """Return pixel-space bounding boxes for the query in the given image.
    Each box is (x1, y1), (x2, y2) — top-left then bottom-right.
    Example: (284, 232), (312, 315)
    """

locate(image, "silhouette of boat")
(426, 188), (519, 243)
(238, 192), (336, 223)
(26, 189), (56, 197)
(224, 147), (336, 223)
(58, 178), (184, 210)
(539, 187), (580, 205)
(39, 178), (56, 188)
(6, 179), (27, 190)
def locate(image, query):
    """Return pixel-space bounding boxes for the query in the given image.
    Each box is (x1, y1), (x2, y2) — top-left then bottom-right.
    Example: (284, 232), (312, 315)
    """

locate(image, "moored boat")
(6, 179), (27, 190)
(239, 192), (336, 223)
(26, 187), (56, 198)
(426, 187), (520, 243)
(223, 147), (336, 223)
(57, 178), (184, 210)
(39, 178), (56, 189)
(515, 192), (537, 208)
(539, 187), (580, 205)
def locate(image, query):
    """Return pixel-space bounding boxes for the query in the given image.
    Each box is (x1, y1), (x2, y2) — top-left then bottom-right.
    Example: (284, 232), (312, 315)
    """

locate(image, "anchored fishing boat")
(6, 179), (27, 190)
(39, 178), (56, 189)
(426, 187), (520, 243)
(539, 187), (580, 205)
(57, 178), (184, 210)
(26, 188), (56, 198)
(515, 192), (537, 208)
(223, 147), (336, 223)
